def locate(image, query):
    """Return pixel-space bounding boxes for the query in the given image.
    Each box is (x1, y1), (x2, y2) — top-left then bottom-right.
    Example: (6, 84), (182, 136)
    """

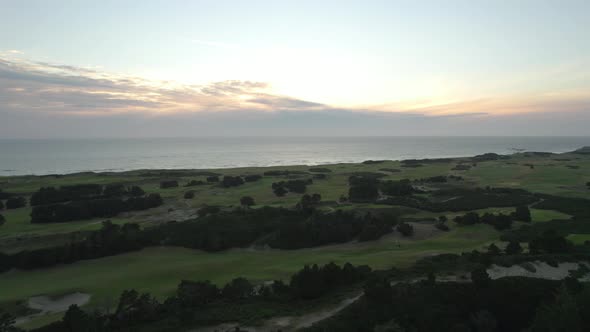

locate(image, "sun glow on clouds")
(1, 51), (590, 120)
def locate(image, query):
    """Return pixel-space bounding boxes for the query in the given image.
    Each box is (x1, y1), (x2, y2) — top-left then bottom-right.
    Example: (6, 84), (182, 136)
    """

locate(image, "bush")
(6, 196), (26, 209)
(0, 214), (5, 226)
(380, 179), (414, 196)
(184, 180), (205, 187)
(221, 176), (244, 188)
(309, 167), (332, 173)
(0, 200), (4, 210)
(435, 223), (450, 231)
(30, 194), (163, 223)
(128, 186), (146, 197)
(103, 184), (127, 197)
(454, 212), (480, 225)
(244, 174), (262, 182)
(240, 196), (255, 207)
(184, 191), (195, 199)
(505, 241), (523, 255)
(396, 222), (414, 236)
(160, 180), (179, 189)
(206, 176), (219, 183)
(272, 179), (311, 195)
(513, 205), (532, 222)
(197, 205), (220, 217)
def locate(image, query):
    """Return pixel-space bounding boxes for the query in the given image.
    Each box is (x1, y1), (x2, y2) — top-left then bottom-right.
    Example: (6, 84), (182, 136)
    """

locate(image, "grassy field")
(1, 221), (499, 327)
(1, 149), (589, 329)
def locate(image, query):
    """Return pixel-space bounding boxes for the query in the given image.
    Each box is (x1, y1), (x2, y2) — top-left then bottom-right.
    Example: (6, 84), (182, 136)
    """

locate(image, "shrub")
(244, 174), (262, 182)
(206, 176), (219, 183)
(184, 191), (195, 199)
(184, 180), (206, 187)
(128, 186), (146, 197)
(380, 179), (414, 196)
(396, 222), (414, 236)
(0, 214), (5, 226)
(240, 196), (255, 207)
(309, 167), (332, 173)
(221, 176), (244, 188)
(513, 205), (532, 222)
(103, 184), (127, 197)
(160, 180), (179, 189)
(435, 223), (450, 231)
(6, 196), (26, 209)
(197, 205), (220, 217)
(505, 241), (523, 255)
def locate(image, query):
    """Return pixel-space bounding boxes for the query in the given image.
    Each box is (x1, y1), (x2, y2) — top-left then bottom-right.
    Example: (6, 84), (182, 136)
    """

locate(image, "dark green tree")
(240, 196), (255, 207)
(505, 241), (523, 255)
(531, 285), (582, 332)
(514, 205), (532, 222)
(471, 266), (491, 288)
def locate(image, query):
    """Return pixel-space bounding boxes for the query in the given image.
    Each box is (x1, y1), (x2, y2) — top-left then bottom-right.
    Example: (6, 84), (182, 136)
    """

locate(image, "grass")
(0, 223), (498, 309)
(567, 233), (590, 245)
(1, 150), (589, 328)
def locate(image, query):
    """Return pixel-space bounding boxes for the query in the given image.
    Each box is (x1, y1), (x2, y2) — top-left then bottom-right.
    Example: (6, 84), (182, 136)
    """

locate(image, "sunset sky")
(1, 0), (589, 137)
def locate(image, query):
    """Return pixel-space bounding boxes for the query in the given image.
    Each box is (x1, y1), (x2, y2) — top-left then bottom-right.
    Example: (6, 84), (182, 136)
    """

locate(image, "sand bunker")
(16, 292), (91, 326)
(28, 292), (91, 314)
(487, 261), (590, 281)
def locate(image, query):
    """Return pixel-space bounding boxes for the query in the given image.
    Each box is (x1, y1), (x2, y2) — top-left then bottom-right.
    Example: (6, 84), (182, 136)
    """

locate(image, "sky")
(0, 0), (589, 137)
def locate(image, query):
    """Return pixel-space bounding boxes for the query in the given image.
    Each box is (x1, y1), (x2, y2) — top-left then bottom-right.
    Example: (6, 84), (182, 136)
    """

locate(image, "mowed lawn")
(0, 222), (499, 308)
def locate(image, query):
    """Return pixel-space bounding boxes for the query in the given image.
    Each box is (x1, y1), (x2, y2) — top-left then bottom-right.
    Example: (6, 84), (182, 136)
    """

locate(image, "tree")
(380, 179), (414, 196)
(0, 214), (4, 226)
(177, 280), (219, 307)
(63, 304), (91, 332)
(5, 197), (26, 209)
(471, 266), (491, 288)
(470, 310), (497, 332)
(487, 243), (501, 256)
(438, 215), (448, 223)
(103, 184), (127, 197)
(159, 180), (179, 189)
(206, 176), (219, 183)
(513, 205), (532, 222)
(296, 193), (321, 211)
(0, 310), (19, 332)
(505, 241), (523, 255)
(529, 230), (571, 254)
(128, 186), (145, 197)
(374, 319), (404, 332)
(454, 212), (480, 225)
(0, 200), (4, 210)
(221, 277), (254, 300)
(240, 196), (255, 207)
(221, 176), (244, 188)
(490, 214), (513, 230)
(531, 285), (582, 332)
(273, 185), (287, 197)
(396, 222), (414, 237)
(348, 182), (379, 202)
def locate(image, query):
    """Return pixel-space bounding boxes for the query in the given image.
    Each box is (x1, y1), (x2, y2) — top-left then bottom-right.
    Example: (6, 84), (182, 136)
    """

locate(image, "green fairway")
(567, 233), (590, 245)
(0, 222), (498, 307)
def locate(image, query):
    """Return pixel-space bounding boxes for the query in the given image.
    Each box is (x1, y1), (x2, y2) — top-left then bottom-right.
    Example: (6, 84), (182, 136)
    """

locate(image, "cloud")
(0, 56), (331, 115)
(1, 55), (589, 137)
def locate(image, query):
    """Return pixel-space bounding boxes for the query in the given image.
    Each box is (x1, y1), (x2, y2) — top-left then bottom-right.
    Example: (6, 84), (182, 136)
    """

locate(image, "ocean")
(0, 136), (588, 176)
